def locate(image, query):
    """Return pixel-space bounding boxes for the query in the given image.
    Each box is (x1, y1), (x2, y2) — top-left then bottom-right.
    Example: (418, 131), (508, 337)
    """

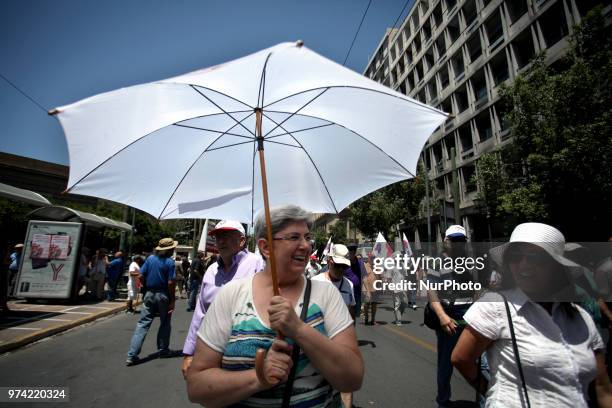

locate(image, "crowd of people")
(3, 203), (612, 407)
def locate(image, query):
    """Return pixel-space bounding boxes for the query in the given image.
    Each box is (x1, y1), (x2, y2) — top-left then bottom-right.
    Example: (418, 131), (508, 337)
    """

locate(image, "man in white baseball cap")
(181, 220), (264, 378)
(427, 224), (476, 407)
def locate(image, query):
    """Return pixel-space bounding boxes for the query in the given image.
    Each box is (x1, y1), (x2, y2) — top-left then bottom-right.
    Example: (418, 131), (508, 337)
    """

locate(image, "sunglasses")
(506, 250), (551, 266)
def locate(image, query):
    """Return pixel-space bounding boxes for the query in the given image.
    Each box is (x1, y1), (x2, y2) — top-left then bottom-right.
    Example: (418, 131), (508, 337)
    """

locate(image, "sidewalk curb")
(0, 301), (141, 355)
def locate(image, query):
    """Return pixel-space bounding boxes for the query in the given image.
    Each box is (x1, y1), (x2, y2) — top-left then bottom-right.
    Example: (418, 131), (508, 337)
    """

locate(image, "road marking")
(77, 306), (113, 310)
(45, 318), (72, 322)
(383, 325), (437, 353)
(59, 306), (81, 312)
(61, 311), (93, 315)
(3, 327), (39, 331)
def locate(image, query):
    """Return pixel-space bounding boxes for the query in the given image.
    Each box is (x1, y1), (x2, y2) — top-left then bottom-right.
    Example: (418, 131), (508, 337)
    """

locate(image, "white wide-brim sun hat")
(489, 222), (584, 279)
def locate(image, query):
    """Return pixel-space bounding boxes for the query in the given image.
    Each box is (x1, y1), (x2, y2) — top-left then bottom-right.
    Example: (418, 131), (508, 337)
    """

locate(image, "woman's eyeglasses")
(273, 234), (313, 244)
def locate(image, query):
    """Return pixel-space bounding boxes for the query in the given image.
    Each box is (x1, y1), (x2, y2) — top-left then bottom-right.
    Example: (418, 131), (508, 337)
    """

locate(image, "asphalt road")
(0, 294), (474, 407)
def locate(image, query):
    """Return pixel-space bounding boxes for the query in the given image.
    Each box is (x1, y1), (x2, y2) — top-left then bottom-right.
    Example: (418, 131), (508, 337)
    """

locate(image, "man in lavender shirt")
(181, 220), (264, 378)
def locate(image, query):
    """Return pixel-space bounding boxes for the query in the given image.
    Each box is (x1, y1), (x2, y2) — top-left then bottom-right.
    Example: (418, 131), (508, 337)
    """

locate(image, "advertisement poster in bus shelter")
(15, 220), (83, 299)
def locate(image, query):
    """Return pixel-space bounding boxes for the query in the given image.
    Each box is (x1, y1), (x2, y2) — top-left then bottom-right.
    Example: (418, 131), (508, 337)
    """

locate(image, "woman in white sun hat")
(451, 222), (612, 407)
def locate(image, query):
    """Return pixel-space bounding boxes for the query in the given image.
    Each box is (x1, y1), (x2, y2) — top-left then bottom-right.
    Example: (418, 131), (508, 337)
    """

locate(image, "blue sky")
(0, 0), (411, 165)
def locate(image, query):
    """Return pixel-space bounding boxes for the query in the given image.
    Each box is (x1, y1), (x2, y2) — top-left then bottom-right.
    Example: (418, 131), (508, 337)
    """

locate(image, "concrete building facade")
(363, 0), (605, 241)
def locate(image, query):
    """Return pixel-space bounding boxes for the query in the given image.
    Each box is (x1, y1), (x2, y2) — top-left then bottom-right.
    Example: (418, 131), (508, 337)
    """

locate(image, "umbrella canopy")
(0, 182), (52, 207)
(51, 41), (446, 223)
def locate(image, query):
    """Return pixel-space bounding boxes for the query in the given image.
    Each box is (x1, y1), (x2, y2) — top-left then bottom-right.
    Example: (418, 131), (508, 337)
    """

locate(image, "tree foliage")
(349, 163), (429, 240)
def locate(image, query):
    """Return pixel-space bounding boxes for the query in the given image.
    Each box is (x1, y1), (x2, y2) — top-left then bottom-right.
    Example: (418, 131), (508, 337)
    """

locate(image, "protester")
(312, 242), (358, 408)
(77, 247), (90, 296)
(389, 250), (410, 326)
(427, 225), (475, 408)
(126, 238), (177, 366)
(106, 251), (124, 301)
(175, 255), (186, 299)
(346, 244), (364, 323)
(313, 244), (356, 317)
(8, 243), (23, 296)
(305, 254), (322, 278)
(451, 222), (612, 407)
(362, 253), (380, 325)
(187, 251), (205, 312)
(181, 220), (264, 379)
(89, 248), (109, 300)
(186, 205), (363, 407)
(126, 255), (143, 314)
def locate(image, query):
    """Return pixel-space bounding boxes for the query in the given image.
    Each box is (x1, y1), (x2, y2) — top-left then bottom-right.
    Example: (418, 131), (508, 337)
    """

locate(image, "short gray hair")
(254, 205), (314, 241)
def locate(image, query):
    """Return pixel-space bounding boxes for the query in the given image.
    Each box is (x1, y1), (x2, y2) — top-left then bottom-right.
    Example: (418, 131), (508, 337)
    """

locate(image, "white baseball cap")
(328, 244), (351, 267)
(208, 220), (245, 236)
(445, 225), (466, 239)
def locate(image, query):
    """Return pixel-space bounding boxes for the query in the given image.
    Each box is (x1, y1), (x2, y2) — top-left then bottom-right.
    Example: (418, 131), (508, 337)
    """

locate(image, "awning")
(27, 206), (132, 232)
(0, 182), (52, 207)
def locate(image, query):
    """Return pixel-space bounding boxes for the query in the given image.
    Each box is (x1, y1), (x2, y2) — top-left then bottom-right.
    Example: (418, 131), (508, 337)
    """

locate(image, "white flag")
(322, 236), (333, 257)
(402, 232), (413, 257)
(373, 232), (393, 259)
(197, 219), (209, 253)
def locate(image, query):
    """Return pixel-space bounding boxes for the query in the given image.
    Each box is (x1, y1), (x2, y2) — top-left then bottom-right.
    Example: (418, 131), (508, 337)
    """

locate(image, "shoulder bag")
(501, 294), (531, 408)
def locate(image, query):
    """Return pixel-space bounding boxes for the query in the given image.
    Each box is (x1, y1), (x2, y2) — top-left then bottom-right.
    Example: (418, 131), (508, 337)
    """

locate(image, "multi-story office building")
(363, 0), (605, 241)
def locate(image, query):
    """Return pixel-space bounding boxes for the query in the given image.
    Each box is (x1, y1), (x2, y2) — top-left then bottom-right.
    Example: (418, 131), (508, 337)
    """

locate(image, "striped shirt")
(198, 276), (353, 407)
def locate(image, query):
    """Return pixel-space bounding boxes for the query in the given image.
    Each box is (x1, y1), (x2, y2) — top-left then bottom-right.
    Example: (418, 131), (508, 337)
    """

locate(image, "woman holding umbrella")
(187, 205), (363, 407)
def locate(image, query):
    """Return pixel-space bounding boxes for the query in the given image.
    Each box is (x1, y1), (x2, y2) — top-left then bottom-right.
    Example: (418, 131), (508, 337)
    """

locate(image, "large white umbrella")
(50, 41), (446, 294)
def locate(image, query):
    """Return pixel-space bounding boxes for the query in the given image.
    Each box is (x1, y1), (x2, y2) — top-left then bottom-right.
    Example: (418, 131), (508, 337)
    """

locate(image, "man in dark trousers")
(187, 251), (205, 312)
(126, 238), (177, 366)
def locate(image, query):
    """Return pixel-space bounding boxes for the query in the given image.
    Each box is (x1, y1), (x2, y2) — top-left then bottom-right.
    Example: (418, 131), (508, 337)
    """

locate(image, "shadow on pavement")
(357, 340), (376, 348)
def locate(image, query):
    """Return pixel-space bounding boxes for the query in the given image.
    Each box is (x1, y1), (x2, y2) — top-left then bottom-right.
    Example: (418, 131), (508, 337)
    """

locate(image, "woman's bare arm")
(594, 351), (612, 406)
(451, 325), (492, 392)
(187, 338), (293, 407)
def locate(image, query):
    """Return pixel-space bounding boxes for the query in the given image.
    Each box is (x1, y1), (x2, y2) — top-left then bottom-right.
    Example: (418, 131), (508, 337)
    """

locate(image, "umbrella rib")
(205, 140), (256, 152)
(156, 114), (256, 219)
(264, 123), (334, 140)
(264, 110), (417, 179)
(190, 85), (255, 110)
(264, 140), (302, 149)
(257, 51), (274, 108)
(251, 140), (256, 228)
(262, 112), (339, 214)
(262, 85), (447, 117)
(263, 88), (329, 138)
(190, 85), (256, 138)
(174, 123), (255, 140)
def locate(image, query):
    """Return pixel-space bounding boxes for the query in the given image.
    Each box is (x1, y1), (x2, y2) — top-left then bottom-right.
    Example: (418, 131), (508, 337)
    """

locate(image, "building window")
(466, 32), (482, 63)
(539, 2), (569, 48)
(423, 21), (432, 44)
(433, 141), (444, 164)
(451, 50), (465, 80)
(426, 79), (438, 101)
(506, 0), (528, 25)
(474, 110), (493, 142)
(512, 29), (535, 69)
(489, 51), (509, 86)
(445, 0), (457, 15)
(471, 69), (488, 108)
(458, 123), (473, 151)
(432, 2), (443, 28)
(416, 60), (424, 83)
(444, 134), (456, 159)
(462, 165), (477, 193)
(418, 89), (427, 103)
(424, 46), (435, 72)
(435, 34), (447, 61)
(454, 84), (469, 113)
(439, 64), (450, 90)
(414, 34), (422, 55)
(448, 15), (461, 44)
(485, 8), (504, 50)
(462, 0), (478, 30)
